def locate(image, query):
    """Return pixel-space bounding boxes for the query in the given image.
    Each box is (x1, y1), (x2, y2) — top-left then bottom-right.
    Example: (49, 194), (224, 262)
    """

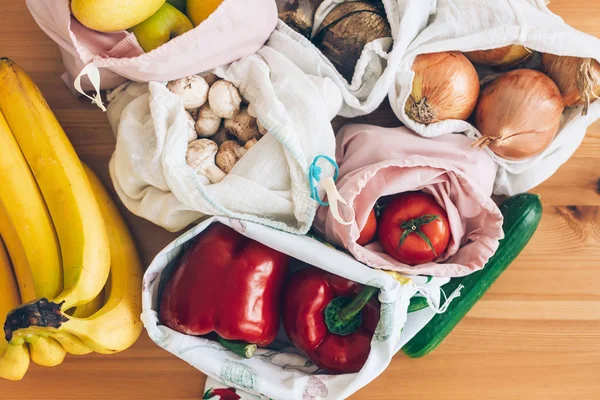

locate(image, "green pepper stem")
(337, 286), (379, 322)
(217, 337), (257, 359)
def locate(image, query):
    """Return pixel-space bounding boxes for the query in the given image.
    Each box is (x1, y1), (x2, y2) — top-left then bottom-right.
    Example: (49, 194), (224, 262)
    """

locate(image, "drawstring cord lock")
(309, 155), (353, 226)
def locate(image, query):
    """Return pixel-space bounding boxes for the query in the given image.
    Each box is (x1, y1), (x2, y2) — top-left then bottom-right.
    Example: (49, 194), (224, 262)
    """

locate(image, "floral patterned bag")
(141, 217), (451, 400)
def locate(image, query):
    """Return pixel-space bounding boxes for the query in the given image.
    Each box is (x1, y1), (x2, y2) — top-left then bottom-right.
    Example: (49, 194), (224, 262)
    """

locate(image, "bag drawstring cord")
(74, 63), (106, 112)
(416, 284), (465, 314)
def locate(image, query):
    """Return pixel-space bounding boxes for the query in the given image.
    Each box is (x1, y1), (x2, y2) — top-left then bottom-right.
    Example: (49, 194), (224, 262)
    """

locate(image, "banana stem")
(3, 298), (68, 342)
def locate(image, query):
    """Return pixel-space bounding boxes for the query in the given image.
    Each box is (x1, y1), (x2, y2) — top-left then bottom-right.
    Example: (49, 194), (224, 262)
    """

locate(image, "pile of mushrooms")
(167, 73), (266, 184)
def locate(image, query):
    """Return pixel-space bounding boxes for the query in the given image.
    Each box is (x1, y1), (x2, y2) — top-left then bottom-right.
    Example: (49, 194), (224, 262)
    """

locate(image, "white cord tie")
(74, 62), (106, 112)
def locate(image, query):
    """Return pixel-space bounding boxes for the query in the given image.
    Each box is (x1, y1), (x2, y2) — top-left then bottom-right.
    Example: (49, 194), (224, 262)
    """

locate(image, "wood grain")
(0, 0), (599, 399)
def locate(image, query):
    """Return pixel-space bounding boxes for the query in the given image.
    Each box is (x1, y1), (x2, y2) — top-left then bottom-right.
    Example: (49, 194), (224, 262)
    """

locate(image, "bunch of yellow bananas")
(0, 58), (143, 380)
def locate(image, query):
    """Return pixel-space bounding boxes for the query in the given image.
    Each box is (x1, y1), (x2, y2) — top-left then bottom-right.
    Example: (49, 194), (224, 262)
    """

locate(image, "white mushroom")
(202, 72), (220, 86)
(216, 140), (247, 174)
(185, 111), (198, 142)
(167, 75), (209, 110)
(185, 139), (226, 183)
(195, 103), (222, 137)
(208, 80), (242, 119)
(224, 107), (261, 142)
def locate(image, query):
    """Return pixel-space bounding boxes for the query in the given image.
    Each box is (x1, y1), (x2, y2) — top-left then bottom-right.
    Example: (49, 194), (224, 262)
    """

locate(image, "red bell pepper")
(282, 267), (380, 374)
(160, 223), (289, 358)
(203, 387), (240, 400)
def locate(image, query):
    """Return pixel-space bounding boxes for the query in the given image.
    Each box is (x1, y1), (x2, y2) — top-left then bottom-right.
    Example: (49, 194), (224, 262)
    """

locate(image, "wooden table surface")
(0, 1), (599, 399)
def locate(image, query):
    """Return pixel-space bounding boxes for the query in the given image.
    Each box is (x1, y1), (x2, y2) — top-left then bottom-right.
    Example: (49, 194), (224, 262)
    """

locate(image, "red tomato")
(378, 192), (450, 265)
(357, 208), (377, 245)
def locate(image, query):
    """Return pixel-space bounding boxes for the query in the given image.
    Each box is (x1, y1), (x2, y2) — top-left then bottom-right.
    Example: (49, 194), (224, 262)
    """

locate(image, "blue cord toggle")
(309, 155), (339, 207)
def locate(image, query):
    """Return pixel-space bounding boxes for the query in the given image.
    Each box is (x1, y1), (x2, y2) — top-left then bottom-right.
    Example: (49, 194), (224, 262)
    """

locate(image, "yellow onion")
(464, 45), (532, 67)
(472, 69), (564, 160)
(405, 51), (480, 124)
(541, 53), (600, 116)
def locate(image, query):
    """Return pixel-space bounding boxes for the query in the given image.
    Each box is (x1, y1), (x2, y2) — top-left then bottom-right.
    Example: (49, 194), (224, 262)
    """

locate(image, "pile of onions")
(472, 69), (564, 160)
(464, 45), (532, 67)
(405, 51), (480, 124)
(541, 53), (600, 116)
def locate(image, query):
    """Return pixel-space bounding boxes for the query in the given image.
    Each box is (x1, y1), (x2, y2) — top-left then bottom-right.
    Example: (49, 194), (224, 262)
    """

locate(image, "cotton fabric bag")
(389, 0), (600, 196)
(142, 217), (451, 400)
(199, 274), (452, 400)
(107, 43), (343, 233)
(315, 124), (504, 277)
(25, 0), (277, 95)
(268, 0), (435, 117)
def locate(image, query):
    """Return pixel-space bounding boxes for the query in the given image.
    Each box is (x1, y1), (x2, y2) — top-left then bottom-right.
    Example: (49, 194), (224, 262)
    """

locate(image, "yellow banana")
(0, 201), (67, 366)
(71, 288), (106, 318)
(56, 288), (109, 356)
(0, 343), (30, 381)
(0, 238), (29, 381)
(28, 336), (66, 367)
(5, 166), (143, 355)
(51, 332), (93, 356)
(0, 108), (67, 366)
(0, 58), (110, 310)
(0, 108), (62, 301)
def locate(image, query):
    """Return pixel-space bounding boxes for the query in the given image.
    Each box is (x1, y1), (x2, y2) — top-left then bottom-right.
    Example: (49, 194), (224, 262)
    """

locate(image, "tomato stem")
(397, 214), (440, 257)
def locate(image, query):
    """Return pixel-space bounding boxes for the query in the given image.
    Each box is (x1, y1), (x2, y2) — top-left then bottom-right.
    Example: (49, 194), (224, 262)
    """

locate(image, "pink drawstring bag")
(315, 124), (504, 277)
(26, 0), (277, 101)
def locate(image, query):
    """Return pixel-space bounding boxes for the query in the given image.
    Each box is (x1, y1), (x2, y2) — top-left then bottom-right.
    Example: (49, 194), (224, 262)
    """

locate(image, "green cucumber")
(408, 295), (429, 313)
(402, 193), (543, 358)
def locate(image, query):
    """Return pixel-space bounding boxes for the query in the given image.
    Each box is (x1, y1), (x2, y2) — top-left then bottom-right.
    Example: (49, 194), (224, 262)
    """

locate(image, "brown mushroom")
(215, 140), (247, 174)
(224, 107), (261, 142)
(244, 138), (259, 150)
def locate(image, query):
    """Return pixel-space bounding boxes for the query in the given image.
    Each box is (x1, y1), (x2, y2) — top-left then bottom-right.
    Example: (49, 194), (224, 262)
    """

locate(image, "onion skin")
(541, 53), (600, 116)
(464, 45), (531, 67)
(405, 51), (480, 124)
(473, 69), (564, 161)
(313, 1), (391, 82)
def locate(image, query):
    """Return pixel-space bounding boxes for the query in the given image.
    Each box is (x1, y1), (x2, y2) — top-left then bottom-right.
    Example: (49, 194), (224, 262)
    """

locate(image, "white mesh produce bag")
(389, 0), (600, 196)
(141, 217), (451, 400)
(108, 45), (344, 233)
(270, 0), (435, 117)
